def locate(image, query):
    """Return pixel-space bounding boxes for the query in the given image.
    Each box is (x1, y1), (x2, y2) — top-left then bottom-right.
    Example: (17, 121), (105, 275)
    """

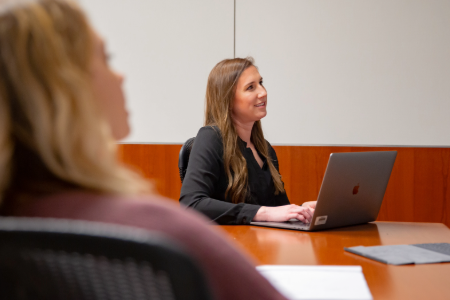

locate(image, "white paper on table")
(257, 265), (373, 300)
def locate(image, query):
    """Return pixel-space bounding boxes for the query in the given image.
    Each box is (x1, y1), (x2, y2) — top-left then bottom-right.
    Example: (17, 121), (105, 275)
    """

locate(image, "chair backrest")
(178, 137), (195, 183)
(0, 217), (213, 300)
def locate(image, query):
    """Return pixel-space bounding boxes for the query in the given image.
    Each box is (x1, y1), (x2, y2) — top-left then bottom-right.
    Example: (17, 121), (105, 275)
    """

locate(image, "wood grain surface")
(118, 144), (450, 227)
(220, 222), (450, 300)
(117, 144), (182, 201)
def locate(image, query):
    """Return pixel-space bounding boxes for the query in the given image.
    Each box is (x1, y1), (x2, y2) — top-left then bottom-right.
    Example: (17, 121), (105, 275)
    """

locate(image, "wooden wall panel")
(273, 146), (450, 227)
(117, 144), (182, 201)
(118, 144), (450, 228)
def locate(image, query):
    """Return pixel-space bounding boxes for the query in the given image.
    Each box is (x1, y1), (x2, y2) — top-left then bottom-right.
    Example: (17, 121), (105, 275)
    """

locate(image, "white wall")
(80, 0), (450, 146)
(79, 0), (234, 143)
(236, 0), (450, 146)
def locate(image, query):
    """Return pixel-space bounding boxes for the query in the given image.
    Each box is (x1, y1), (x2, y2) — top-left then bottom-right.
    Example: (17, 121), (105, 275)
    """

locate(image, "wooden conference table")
(221, 222), (450, 300)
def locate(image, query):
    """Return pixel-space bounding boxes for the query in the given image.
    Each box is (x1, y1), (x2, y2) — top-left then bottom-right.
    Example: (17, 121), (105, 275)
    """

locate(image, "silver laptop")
(251, 151), (397, 231)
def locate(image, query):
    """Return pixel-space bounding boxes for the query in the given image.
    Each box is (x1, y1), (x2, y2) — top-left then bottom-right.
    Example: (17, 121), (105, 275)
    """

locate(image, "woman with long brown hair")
(0, 1), (288, 299)
(180, 58), (316, 225)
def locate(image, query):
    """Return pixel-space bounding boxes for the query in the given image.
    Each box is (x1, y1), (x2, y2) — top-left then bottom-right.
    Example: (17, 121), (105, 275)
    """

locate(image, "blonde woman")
(0, 1), (288, 299)
(180, 58), (316, 225)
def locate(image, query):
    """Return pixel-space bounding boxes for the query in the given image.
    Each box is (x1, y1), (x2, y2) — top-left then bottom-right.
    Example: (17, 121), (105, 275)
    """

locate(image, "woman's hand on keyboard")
(253, 204), (314, 223)
(301, 201), (317, 214)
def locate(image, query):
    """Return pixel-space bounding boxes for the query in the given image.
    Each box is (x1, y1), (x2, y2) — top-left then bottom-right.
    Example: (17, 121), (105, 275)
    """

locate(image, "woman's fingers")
(303, 204), (316, 214)
(300, 208), (314, 222)
(288, 205), (307, 213)
(288, 206), (313, 221)
(288, 211), (311, 223)
(296, 214), (307, 223)
(282, 206), (313, 223)
(302, 201), (317, 209)
(287, 212), (309, 223)
(257, 205), (315, 223)
(287, 213), (301, 220)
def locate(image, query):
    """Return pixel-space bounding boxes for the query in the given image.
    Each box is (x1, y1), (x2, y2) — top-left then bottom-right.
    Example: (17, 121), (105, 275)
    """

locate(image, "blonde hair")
(204, 57), (284, 204)
(0, 0), (150, 203)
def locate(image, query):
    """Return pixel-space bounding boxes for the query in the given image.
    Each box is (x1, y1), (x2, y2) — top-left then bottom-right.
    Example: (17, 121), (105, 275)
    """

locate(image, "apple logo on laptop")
(353, 184), (359, 195)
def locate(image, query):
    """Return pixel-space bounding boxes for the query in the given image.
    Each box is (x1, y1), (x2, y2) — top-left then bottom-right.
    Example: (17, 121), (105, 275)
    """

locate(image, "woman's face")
(90, 30), (129, 140)
(232, 65), (267, 125)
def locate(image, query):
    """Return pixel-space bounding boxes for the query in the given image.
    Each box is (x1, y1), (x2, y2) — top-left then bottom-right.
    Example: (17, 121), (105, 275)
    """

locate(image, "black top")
(179, 126), (290, 225)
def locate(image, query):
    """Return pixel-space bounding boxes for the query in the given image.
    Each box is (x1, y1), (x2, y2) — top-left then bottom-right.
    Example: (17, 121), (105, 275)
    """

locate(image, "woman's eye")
(246, 85), (253, 91)
(260, 80), (264, 85)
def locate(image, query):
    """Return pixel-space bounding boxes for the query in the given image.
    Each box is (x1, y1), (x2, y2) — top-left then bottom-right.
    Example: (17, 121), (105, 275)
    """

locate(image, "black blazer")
(179, 126), (290, 225)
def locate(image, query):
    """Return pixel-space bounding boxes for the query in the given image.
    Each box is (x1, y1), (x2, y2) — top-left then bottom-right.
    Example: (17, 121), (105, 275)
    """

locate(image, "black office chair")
(0, 217), (213, 300)
(178, 137), (195, 183)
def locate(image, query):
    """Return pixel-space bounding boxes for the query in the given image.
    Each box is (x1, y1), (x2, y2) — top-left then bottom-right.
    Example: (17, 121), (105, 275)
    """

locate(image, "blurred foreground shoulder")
(6, 191), (287, 300)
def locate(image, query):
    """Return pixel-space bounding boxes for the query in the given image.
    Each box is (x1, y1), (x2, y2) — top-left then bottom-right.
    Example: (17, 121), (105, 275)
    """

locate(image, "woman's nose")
(258, 86), (267, 98)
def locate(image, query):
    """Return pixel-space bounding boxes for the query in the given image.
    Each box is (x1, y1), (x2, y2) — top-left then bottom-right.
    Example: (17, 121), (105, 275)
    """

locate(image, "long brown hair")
(0, 0), (150, 204)
(204, 57), (284, 203)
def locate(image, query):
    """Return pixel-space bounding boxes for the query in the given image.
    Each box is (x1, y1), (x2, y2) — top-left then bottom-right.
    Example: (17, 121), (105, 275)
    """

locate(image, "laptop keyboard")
(286, 220), (310, 229)
(250, 220), (311, 230)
